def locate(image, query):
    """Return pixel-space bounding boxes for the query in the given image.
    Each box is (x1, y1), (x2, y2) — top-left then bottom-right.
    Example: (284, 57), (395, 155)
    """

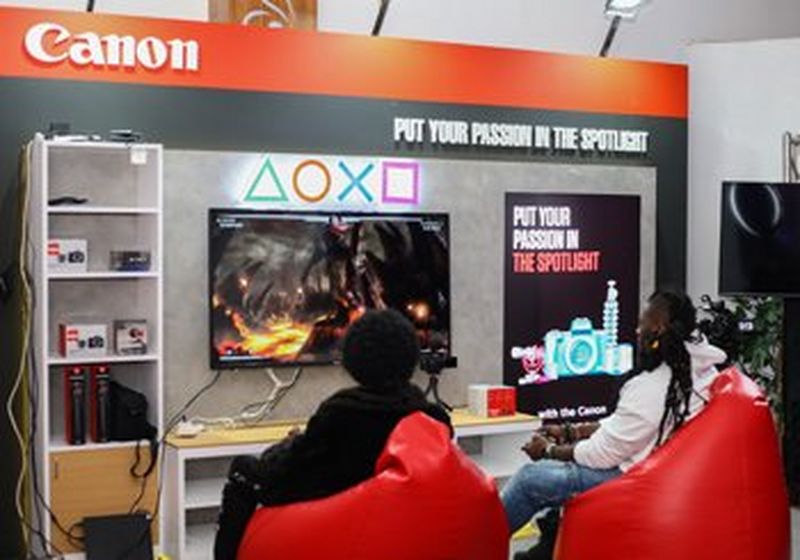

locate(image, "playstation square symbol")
(382, 161), (420, 205)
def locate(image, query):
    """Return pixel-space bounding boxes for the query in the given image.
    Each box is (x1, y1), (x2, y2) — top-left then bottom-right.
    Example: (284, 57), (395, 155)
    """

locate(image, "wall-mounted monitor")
(720, 181), (800, 295)
(209, 209), (451, 369)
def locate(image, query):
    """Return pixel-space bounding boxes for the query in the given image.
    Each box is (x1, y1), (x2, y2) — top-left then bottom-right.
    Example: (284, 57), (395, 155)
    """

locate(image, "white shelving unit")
(49, 271), (160, 280)
(185, 524), (217, 560)
(48, 353), (160, 366)
(28, 135), (164, 558)
(48, 206), (161, 215)
(48, 438), (145, 454)
(163, 411), (538, 560)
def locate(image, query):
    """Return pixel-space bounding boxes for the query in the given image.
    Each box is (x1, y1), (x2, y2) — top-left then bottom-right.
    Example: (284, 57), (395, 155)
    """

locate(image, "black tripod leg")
(426, 375), (453, 411)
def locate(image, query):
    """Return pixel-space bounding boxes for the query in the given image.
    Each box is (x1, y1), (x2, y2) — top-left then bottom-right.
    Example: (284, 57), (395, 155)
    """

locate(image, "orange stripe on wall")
(0, 7), (687, 119)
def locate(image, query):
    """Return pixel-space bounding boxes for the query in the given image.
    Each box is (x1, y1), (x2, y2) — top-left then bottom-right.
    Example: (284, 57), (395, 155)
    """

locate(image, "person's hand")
(537, 424), (566, 444)
(522, 434), (551, 462)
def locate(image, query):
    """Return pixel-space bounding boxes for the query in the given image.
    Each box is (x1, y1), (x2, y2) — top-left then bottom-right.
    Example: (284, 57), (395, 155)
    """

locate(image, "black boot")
(513, 509), (561, 560)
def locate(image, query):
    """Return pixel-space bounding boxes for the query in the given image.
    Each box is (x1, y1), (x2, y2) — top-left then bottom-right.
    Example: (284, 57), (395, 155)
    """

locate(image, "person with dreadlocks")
(502, 291), (726, 560)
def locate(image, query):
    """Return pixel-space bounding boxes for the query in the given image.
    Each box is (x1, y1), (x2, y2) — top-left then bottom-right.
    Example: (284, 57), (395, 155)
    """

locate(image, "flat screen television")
(209, 209), (451, 369)
(719, 181), (800, 295)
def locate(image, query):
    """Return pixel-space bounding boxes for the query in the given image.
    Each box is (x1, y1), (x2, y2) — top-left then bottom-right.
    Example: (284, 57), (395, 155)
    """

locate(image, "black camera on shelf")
(698, 295), (743, 367)
(420, 350), (457, 376)
(419, 349), (458, 412)
(78, 336), (106, 350)
(58, 250), (86, 264)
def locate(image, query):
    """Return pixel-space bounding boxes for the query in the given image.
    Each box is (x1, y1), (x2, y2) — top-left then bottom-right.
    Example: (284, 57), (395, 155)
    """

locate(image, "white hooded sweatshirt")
(574, 338), (727, 472)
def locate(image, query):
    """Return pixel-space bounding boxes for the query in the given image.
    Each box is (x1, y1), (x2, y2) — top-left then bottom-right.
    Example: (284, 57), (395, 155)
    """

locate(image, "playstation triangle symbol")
(243, 157), (289, 202)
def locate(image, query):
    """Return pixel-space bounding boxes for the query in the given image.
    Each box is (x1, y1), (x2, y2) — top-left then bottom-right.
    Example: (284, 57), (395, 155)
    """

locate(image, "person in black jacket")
(214, 310), (452, 560)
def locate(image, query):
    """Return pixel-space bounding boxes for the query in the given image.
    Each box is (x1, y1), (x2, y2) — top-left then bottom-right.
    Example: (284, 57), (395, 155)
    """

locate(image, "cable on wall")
(128, 368), (225, 514)
(371, 0), (392, 36)
(7, 143), (33, 556)
(115, 369), (226, 558)
(190, 367), (303, 429)
(6, 143), (68, 559)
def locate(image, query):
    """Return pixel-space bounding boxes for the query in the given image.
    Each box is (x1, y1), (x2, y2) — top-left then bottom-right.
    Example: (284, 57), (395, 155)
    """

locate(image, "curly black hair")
(342, 309), (420, 390)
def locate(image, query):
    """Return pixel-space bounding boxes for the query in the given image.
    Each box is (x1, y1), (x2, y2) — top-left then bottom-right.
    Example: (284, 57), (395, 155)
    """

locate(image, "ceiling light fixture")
(605, 0), (651, 20)
(600, 0), (652, 57)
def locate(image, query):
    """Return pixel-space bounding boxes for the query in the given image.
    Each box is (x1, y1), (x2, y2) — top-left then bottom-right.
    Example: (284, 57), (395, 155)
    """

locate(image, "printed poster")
(503, 192), (641, 422)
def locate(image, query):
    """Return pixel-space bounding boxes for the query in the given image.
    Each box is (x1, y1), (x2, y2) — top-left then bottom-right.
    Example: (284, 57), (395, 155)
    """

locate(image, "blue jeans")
(501, 460), (621, 534)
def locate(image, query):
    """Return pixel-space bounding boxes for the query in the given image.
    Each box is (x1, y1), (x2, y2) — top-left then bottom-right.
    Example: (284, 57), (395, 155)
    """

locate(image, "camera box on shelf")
(59, 323), (108, 358)
(64, 366), (87, 445)
(110, 250), (151, 272)
(113, 319), (148, 355)
(47, 239), (88, 273)
(468, 385), (517, 418)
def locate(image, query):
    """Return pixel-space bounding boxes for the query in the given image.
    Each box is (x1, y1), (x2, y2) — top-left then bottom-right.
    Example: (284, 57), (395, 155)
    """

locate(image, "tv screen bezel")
(718, 181), (800, 297)
(208, 207), (452, 370)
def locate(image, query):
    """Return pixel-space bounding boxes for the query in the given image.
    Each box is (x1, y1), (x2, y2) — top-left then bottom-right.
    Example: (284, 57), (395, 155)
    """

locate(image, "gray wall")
(687, 38), (800, 300)
(164, 151), (656, 420)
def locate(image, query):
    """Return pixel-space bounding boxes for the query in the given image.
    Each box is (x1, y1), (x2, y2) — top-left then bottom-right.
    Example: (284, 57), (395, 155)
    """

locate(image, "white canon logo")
(24, 22), (200, 72)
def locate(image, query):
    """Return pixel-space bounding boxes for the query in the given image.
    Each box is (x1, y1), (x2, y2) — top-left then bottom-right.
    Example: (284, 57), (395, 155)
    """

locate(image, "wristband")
(544, 443), (556, 460)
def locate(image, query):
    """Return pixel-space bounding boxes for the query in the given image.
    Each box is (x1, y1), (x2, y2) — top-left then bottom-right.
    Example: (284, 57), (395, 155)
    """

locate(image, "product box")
(58, 323), (108, 358)
(89, 365), (111, 443)
(47, 239), (88, 273)
(110, 250), (151, 272)
(114, 320), (148, 355)
(468, 385), (517, 418)
(64, 366), (87, 446)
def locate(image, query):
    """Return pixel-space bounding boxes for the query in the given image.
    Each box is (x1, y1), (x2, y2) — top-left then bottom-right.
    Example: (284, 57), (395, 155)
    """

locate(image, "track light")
(605, 0), (650, 19)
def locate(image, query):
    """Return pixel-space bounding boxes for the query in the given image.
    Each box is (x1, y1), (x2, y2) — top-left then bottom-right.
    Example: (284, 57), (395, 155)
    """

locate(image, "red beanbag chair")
(238, 412), (509, 560)
(555, 368), (790, 560)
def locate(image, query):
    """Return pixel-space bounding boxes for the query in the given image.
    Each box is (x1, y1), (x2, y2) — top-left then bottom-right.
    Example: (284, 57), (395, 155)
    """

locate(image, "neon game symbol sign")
(240, 154), (422, 208)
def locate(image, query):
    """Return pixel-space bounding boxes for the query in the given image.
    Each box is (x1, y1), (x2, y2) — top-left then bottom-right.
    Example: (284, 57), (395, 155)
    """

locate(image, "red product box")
(64, 366), (87, 446)
(89, 365), (112, 443)
(58, 323), (108, 358)
(468, 385), (517, 418)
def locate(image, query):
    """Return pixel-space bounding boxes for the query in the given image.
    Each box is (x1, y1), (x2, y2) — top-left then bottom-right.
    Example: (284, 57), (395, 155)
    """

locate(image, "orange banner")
(0, 6), (687, 118)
